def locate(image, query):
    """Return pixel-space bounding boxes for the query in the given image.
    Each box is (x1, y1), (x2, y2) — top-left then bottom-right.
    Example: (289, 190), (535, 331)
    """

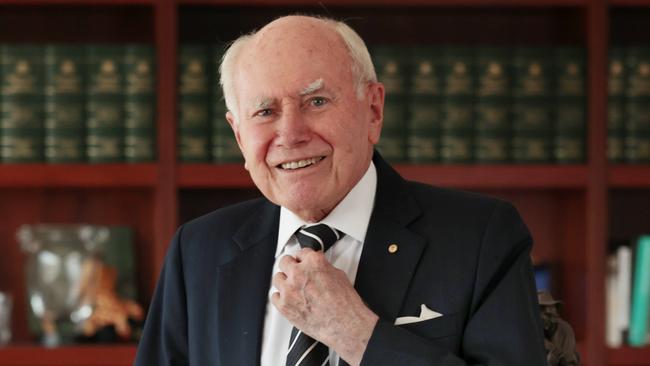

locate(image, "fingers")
(270, 290), (281, 308)
(294, 247), (325, 263)
(272, 270), (287, 290)
(278, 254), (298, 273)
(278, 249), (325, 272)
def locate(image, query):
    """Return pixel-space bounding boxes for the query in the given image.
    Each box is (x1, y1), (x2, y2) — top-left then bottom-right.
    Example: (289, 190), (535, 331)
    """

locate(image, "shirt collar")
(276, 161), (377, 258)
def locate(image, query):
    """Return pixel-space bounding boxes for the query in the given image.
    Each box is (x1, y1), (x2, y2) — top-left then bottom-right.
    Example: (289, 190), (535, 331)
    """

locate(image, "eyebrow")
(299, 78), (324, 96)
(249, 79), (326, 112)
(252, 97), (274, 110)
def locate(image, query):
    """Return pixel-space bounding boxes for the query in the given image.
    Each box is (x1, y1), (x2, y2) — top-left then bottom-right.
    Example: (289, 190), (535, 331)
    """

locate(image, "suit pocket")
(399, 313), (459, 340)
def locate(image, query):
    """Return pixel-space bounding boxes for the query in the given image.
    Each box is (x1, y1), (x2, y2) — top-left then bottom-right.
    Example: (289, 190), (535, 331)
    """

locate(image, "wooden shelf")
(609, 165), (650, 188)
(177, 0), (589, 6)
(608, 347), (650, 366)
(0, 345), (136, 366)
(397, 164), (588, 189)
(610, 0), (650, 6)
(178, 164), (251, 188)
(178, 164), (588, 189)
(0, 0), (157, 5)
(0, 164), (158, 188)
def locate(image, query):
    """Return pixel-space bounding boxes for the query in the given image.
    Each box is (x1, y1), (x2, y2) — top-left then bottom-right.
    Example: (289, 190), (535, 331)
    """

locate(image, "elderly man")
(135, 15), (546, 366)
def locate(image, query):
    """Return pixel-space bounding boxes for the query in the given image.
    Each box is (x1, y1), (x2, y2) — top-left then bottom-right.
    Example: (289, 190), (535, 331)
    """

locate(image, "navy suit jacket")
(135, 153), (547, 365)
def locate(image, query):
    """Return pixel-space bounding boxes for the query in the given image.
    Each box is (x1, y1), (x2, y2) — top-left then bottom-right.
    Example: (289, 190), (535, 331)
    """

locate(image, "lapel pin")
(388, 243), (398, 254)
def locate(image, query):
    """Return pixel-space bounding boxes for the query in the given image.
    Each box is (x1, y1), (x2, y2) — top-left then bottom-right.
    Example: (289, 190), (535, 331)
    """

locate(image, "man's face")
(226, 18), (384, 221)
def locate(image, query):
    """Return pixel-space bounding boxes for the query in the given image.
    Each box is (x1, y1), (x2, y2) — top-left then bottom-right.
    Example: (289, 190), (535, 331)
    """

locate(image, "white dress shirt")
(261, 162), (378, 366)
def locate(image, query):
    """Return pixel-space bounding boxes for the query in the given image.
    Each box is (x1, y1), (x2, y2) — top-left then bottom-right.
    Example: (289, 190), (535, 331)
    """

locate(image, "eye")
(254, 108), (273, 118)
(309, 97), (328, 107)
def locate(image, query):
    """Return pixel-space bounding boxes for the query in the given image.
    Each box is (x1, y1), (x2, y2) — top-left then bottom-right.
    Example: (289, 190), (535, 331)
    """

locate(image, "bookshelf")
(0, 1), (646, 365)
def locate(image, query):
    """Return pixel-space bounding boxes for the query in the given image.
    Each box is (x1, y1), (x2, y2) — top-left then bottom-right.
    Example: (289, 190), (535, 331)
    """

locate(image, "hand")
(271, 248), (379, 366)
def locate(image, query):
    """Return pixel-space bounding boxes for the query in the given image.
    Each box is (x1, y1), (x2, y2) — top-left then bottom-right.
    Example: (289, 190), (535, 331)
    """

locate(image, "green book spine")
(408, 96), (441, 163)
(86, 45), (124, 163)
(380, 97), (408, 162)
(124, 44), (156, 163)
(628, 235), (650, 347)
(624, 46), (650, 163)
(0, 45), (44, 163)
(440, 46), (475, 163)
(554, 47), (586, 164)
(210, 44), (241, 163)
(373, 45), (409, 162)
(44, 45), (85, 163)
(178, 45), (210, 163)
(474, 47), (511, 163)
(407, 47), (442, 163)
(609, 47), (626, 163)
(512, 47), (553, 163)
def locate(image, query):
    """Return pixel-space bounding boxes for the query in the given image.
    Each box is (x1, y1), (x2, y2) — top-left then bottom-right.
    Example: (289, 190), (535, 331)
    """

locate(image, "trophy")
(18, 224), (144, 346)
(18, 224), (109, 346)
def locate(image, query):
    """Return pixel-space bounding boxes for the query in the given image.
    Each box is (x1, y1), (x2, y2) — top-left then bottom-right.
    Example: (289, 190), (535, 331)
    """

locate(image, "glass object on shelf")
(0, 292), (12, 346)
(17, 224), (109, 347)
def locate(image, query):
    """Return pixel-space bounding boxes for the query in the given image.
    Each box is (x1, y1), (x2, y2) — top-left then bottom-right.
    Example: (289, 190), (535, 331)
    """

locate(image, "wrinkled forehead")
(255, 17), (342, 48)
(248, 19), (350, 66)
(234, 23), (354, 100)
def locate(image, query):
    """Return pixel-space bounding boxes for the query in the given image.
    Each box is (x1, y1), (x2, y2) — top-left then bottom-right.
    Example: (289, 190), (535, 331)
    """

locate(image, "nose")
(275, 104), (311, 148)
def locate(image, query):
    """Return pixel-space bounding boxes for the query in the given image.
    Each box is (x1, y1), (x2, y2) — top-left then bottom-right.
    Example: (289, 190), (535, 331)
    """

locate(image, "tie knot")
(294, 223), (343, 252)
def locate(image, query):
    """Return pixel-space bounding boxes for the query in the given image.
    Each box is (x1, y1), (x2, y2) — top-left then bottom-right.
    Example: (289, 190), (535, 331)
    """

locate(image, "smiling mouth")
(277, 156), (325, 170)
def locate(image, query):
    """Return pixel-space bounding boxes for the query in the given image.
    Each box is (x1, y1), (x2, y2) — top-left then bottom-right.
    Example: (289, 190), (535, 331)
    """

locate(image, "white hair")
(219, 16), (377, 121)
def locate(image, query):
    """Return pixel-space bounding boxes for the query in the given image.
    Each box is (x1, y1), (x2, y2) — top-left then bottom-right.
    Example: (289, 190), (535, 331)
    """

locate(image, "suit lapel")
(339, 154), (426, 366)
(355, 153), (426, 324)
(216, 201), (279, 366)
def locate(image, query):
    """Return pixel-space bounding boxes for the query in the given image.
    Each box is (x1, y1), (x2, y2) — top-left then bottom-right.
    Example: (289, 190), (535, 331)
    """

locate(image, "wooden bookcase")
(0, 0), (646, 365)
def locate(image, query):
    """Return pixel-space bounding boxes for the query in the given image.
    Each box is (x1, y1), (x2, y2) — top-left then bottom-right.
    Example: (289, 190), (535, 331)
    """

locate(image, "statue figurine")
(538, 291), (580, 366)
(77, 257), (144, 341)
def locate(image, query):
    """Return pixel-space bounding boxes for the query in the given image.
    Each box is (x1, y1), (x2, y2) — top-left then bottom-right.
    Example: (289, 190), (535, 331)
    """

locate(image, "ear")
(367, 82), (385, 145)
(226, 110), (243, 150)
(226, 110), (249, 170)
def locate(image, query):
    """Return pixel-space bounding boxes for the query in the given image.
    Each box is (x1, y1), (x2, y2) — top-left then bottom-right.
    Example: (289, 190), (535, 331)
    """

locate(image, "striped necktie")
(286, 223), (343, 366)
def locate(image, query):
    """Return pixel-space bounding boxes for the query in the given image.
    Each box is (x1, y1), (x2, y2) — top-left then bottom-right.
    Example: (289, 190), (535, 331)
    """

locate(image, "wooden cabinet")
(0, 1), (647, 365)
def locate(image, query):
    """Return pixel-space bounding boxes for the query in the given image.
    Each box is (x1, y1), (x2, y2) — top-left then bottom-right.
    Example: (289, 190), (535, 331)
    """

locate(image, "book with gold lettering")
(124, 44), (156, 163)
(624, 46), (650, 163)
(44, 44), (86, 163)
(178, 44), (210, 163)
(0, 44), (45, 163)
(86, 45), (124, 163)
(474, 47), (511, 163)
(554, 46), (586, 164)
(512, 47), (553, 163)
(373, 45), (409, 163)
(407, 47), (442, 163)
(440, 46), (475, 163)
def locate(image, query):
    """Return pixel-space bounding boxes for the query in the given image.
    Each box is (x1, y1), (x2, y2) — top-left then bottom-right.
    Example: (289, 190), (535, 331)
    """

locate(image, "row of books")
(4, 43), (649, 165)
(0, 44), (156, 163)
(606, 235), (650, 348)
(372, 45), (586, 164)
(608, 47), (650, 163)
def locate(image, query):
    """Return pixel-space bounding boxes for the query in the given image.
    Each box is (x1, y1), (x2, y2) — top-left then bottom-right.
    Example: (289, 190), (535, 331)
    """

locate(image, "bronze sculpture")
(538, 291), (580, 366)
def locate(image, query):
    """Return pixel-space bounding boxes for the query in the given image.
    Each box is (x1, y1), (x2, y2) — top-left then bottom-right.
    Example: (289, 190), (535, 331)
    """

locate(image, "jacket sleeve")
(134, 226), (189, 366)
(360, 202), (548, 366)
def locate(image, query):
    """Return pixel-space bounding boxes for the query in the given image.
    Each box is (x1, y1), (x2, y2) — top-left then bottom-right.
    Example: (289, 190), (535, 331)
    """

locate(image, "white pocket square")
(394, 304), (443, 326)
